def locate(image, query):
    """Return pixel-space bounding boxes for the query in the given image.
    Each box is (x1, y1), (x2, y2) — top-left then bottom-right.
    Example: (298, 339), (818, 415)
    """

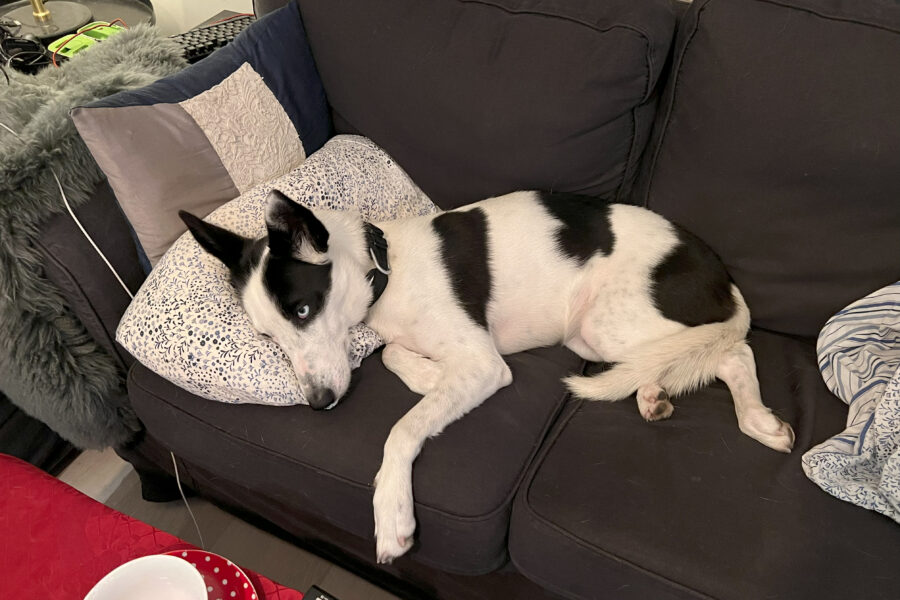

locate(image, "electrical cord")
(206, 12), (254, 26)
(171, 451), (206, 550)
(0, 19), (51, 74)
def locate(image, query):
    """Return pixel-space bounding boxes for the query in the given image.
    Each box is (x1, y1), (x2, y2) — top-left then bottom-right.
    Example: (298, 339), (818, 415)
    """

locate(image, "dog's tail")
(564, 285), (750, 401)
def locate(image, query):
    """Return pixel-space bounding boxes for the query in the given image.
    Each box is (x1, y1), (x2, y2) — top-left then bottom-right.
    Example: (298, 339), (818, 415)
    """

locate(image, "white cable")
(0, 120), (135, 299)
(171, 450), (206, 550)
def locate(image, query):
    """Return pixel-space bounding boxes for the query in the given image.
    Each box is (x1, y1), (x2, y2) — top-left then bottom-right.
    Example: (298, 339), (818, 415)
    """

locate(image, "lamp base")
(3, 1), (93, 40)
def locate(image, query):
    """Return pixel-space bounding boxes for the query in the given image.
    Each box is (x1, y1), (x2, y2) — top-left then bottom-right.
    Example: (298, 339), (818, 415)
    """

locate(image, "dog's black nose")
(308, 388), (337, 411)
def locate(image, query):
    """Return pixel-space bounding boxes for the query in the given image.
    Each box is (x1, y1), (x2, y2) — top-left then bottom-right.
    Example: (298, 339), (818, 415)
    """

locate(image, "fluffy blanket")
(0, 26), (186, 448)
(803, 280), (900, 522)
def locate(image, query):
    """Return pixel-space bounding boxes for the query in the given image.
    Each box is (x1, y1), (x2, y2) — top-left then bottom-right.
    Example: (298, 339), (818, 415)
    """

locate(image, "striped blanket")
(802, 281), (900, 523)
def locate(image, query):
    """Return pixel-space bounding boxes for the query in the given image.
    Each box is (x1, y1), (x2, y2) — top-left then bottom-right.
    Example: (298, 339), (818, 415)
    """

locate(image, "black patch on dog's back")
(264, 256), (332, 328)
(432, 208), (492, 329)
(652, 224), (736, 327)
(538, 192), (615, 263)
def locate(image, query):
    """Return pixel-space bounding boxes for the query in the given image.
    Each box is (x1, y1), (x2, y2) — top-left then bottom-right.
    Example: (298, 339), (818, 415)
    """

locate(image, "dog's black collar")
(364, 222), (390, 306)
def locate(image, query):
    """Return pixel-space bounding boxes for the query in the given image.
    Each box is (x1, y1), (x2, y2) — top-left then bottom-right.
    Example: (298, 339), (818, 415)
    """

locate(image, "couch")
(32, 0), (900, 598)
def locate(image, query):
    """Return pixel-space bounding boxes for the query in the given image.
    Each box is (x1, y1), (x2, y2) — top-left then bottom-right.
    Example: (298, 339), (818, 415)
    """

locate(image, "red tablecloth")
(0, 453), (302, 600)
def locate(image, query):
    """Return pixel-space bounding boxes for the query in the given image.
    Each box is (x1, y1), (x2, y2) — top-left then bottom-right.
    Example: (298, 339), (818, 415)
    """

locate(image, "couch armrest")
(35, 179), (146, 371)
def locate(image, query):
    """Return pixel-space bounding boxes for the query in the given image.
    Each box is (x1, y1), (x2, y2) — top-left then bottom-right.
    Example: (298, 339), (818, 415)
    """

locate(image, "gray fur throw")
(0, 26), (186, 449)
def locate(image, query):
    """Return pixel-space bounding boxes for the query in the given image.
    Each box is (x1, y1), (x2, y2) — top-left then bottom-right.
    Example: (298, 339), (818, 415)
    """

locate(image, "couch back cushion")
(634, 0), (900, 337)
(298, 0), (677, 208)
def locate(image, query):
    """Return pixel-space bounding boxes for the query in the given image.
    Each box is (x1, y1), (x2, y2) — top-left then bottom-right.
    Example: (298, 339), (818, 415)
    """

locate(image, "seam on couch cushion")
(639, 0), (707, 208)
(458, 0), (656, 103)
(616, 74), (650, 202)
(618, 106), (638, 202)
(641, 0), (900, 208)
(757, 0), (900, 34)
(34, 237), (129, 371)
(129, 356), (583, 523)
(512, 398), (714, 600)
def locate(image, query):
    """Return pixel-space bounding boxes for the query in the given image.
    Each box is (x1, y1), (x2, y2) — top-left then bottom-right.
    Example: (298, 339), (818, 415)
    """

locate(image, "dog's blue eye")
(296, 304), (311, 319)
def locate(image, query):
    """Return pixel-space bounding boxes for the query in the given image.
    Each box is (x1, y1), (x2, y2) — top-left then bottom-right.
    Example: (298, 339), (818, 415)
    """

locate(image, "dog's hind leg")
(636, 384), (674, 422)
(382, 343), (442, 395)
(373, 347), (512, 563)
(716, 343), (794, 453)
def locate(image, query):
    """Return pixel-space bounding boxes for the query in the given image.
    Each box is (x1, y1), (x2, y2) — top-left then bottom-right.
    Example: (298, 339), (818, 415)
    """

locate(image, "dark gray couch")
(34, 1), (900, 598)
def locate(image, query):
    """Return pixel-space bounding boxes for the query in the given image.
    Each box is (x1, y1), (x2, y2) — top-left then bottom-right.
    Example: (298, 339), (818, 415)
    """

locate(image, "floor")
(59, 448), (400, 600)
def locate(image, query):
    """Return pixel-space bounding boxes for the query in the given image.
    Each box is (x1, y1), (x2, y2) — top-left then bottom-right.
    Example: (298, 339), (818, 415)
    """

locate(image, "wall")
(151, 0), (255, 36)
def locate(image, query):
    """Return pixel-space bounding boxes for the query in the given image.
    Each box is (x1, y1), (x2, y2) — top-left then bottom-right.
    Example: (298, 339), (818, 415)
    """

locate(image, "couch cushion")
(129, 345), (583, 575)
(298, 0), (677, 208)
(633, 0), (900, 337)
(509, 330), (900, 600)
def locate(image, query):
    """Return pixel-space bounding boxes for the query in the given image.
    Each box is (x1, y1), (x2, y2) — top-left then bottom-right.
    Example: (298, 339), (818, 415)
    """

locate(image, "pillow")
(72, 1), (331, 270)
(298, 0), (677, 207)
(116, 136), (438, 405)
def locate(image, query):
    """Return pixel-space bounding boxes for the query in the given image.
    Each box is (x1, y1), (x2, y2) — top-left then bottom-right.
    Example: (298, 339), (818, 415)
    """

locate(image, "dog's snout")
(308, 387), (337, 411)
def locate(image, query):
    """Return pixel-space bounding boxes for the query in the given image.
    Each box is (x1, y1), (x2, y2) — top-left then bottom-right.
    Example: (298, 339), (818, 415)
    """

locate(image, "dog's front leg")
(382, 343), (443, 395)
(373, 352), (512, 563)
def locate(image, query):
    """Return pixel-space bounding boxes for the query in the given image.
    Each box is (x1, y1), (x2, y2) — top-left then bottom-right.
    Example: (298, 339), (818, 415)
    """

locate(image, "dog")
(181, 189), (795, 563)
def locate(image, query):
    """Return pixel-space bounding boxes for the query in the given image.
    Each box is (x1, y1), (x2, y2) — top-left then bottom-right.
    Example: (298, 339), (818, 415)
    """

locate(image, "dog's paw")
(373, 469), (417, 564)
(739, 408), (795, 453)
(636, 385), (674, 422)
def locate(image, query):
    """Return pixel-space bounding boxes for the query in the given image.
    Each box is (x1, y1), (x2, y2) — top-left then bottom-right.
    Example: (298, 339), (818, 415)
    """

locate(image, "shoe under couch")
(37, 1), (900, 598)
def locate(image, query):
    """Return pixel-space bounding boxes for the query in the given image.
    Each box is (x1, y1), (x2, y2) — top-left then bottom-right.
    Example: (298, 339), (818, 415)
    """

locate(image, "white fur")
(250, 191), (795, 563)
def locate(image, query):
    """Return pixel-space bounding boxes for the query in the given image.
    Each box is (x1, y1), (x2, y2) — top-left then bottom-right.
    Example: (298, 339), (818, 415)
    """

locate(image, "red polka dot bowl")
(164, 549), (259, 600)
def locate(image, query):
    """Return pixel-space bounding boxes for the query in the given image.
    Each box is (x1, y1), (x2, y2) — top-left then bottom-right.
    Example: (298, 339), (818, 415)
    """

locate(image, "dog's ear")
(179, 210), (249, 271)
(265, 190), (329, 258)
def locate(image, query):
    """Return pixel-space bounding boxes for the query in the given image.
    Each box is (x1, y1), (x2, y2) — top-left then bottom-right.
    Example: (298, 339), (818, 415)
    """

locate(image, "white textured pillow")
(117, 135), (438, 405)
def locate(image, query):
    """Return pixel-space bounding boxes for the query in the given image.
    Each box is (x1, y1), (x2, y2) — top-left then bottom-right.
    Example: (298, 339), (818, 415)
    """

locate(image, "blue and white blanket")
(802, 281), (900, 523)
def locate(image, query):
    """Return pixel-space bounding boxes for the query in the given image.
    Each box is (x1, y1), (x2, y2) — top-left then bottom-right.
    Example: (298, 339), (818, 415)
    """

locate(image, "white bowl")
(84, 554), (207, 600)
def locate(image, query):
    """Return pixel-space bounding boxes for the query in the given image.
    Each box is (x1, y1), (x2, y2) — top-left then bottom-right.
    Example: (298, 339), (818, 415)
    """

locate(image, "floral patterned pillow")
(116, 136), (438, 405)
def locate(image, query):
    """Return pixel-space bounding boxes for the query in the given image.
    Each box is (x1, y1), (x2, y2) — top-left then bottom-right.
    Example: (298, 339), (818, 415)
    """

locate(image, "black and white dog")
(181, 190), (794, 563)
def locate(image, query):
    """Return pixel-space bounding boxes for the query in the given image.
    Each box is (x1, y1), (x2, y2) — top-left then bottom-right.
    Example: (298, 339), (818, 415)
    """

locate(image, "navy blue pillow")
(99, 3), (331, 144)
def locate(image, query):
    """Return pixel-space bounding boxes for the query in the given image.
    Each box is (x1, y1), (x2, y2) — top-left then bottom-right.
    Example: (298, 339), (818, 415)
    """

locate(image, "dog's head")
(180, 191), (371, 410)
